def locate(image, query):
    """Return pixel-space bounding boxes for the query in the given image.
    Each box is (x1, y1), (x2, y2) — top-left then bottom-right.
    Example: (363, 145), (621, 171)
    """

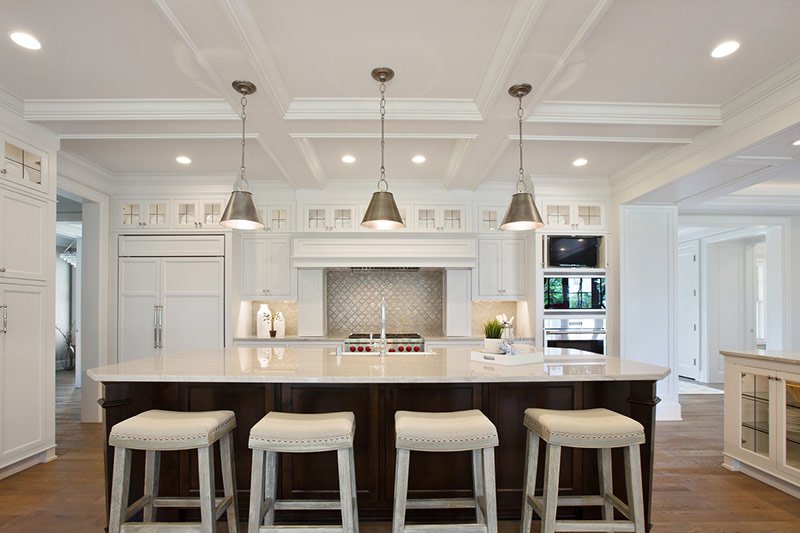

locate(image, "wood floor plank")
(1, 376), (799, 531)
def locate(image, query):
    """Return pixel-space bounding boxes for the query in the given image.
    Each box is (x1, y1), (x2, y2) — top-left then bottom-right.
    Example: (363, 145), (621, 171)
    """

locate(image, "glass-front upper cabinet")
(739, 368), (772, 460)
(777, 373), (800, 478)
(175, 201), (198, 228)
(413, 205), (466, 232)
(476, 206), (505, 233)
(2, 139), (47, 193)
(118, 200), (169, 229)
(302, 205), (356, 232)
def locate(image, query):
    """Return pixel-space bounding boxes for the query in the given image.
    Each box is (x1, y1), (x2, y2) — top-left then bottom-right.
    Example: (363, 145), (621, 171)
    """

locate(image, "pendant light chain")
(378, 80), (388, 192)
(238, 93), (250, 192)
(516, 94), (527, 194)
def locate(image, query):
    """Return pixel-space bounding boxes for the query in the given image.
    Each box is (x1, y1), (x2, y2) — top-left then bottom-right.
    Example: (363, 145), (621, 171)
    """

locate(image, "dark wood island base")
(99, 379), (659, 528)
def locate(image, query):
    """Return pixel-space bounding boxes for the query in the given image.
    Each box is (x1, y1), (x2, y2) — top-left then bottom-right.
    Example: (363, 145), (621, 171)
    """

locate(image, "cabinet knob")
(0, 169), (6, 174)
(0, 267), (5, 272)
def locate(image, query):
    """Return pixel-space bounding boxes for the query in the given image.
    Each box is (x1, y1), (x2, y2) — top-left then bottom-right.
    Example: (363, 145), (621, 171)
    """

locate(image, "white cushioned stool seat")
(395, 409), (499, 452)
(249, 411), (355, 452)
(524, 407), (644, 448)
(109, 409), (236, 451)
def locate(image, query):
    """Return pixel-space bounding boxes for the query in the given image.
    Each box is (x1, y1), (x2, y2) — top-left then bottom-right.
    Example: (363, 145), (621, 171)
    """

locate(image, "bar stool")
(108, 409), (239, 533)
(247, 411), (358, 533)
(392, 409), (499, 533)
(520, 408), (646, 533)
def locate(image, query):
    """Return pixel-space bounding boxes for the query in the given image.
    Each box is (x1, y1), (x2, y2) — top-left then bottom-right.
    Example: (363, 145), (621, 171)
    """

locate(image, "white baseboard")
(656, 399), (682, 421)
(0, 446), (57, 480)
(722, 456), (800, 499)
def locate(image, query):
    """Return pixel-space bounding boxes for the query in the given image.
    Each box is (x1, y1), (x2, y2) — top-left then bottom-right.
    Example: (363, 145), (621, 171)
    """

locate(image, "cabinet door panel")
(162, 258), (224, 352)
(501, 239), (525, 296)
(0, 285), (46, 461)
(118, 258), (160, 362)
(478, 240), (501, 296)
(266, 238), (292, 297)
(242, 237), (268, 298)
(1, 190), (46, 281)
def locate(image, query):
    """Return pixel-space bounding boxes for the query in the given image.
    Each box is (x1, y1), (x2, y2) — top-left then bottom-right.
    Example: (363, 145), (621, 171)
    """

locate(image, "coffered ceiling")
(2, 0), (799, 200)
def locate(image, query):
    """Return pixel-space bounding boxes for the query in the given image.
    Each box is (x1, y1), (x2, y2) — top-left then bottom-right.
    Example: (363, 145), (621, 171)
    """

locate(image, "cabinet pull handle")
(153, 306), (159, 349)
(1, 305), (7, 334)
(157, 306), (164, 348)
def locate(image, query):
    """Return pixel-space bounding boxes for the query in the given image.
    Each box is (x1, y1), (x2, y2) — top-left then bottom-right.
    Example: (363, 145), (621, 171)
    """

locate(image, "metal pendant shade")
(501, 83), (545, 232)
(361, 67), (405, 231)
(220, 80), (264, 230)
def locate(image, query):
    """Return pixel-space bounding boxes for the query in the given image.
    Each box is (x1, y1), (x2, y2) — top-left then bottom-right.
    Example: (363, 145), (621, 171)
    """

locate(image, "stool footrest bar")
(404, 525), (488, 533)
(273, 499), (343, 510)
(552, 521), (636, 532)
(405, 497), (477, 509)
(258, 527), (344, 533)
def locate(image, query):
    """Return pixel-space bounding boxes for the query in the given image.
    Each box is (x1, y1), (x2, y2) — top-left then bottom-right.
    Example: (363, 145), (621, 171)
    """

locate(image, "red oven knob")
(398, 346), (404, 352)
(406, 346), (412, 352)
(357, 346), (364, 352)
(365, 346), (372, 352)
(349, 346), (356, 352)
(389, 348), (395, 352)
(413, 346), (420, 352)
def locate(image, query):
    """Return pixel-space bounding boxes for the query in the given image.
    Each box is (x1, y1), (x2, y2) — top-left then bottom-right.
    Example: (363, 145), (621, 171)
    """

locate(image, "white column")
(619, 205), (681, 421)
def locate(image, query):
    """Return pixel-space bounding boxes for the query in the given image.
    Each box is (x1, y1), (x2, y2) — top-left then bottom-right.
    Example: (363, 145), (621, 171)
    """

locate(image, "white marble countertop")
(88, 347), (669, 383)
(233, 336), (533, 343)
(720, 349), (800, 365)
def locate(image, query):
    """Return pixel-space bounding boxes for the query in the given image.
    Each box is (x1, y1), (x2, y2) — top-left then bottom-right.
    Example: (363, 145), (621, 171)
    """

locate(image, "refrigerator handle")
(157, 306), (164, 348)
(1, 305), (7, 334)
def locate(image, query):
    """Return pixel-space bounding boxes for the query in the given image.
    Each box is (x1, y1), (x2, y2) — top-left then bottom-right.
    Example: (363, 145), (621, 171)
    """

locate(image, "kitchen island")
(88, 347), (669, 527)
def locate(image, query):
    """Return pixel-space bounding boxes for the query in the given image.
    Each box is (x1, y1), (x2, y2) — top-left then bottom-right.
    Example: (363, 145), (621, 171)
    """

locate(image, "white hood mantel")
(292, 235), (477, 268)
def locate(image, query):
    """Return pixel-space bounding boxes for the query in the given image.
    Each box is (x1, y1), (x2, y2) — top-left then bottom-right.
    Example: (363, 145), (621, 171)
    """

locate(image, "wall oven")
(543, 318), (606, 355)
(543, 275), (605, 312)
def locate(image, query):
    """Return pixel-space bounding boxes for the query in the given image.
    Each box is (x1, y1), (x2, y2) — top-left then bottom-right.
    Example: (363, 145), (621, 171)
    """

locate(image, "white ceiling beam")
(25, 99), (238, 121)
(443, 138), (477, 189)
(289, 133), (478, 140)
(285, 99), (482, 121)
(291, 137), (327, 189)
(508, 134), (693, 144)
(528, 101), (721, 126)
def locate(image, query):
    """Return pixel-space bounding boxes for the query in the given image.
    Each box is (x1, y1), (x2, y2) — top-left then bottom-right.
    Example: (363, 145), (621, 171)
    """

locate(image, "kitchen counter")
(90, 348), (667, 526)
(720, 348), (800, 365)
(231, 335), (527, 344)
(88, 347), (668, 383)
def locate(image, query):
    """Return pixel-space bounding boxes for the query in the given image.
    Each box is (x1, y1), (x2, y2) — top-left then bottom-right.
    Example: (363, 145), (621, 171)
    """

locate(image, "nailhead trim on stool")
(392, 409), (499, 533)
(107, 409), (240, 533)
(521, 407), (646, 533)
(248, 411), (358, 533)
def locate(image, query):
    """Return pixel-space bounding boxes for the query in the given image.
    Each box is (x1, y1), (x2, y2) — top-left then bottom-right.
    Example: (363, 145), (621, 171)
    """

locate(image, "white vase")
(256, 304), (272, 338)
(484, 338), (503, 354)
(274, 312), (285, 338)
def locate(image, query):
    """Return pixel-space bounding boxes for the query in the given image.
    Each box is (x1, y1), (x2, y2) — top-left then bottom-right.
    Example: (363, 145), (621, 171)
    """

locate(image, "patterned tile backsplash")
(327, 269), (444, 337)
(250, 301), (298, 336)
(471, 301), (517, 337)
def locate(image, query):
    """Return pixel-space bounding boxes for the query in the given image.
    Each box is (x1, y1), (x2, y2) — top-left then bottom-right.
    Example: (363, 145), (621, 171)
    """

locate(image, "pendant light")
(500, 83), (544, 231)
(220, 80), (265, 230)
(361, 67), (405, 230)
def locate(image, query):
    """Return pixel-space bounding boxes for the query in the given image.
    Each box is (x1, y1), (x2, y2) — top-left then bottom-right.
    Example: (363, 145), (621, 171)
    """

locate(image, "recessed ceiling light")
(792, 139), (800, 146)
(411, 154), (426, 164)
(572, 158), (588, 167)
(710, 40), (740, 59)
(175, 155), (192, 165)
(341, 154), (356, 164)
(10, 32), (42, 50)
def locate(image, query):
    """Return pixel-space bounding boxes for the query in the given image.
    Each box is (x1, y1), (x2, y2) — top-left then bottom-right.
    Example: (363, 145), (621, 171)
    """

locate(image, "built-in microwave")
(543, 275), (606, 312)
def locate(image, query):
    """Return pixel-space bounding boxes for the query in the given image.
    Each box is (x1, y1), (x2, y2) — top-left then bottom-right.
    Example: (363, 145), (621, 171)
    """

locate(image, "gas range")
(344, 333), (425, 353)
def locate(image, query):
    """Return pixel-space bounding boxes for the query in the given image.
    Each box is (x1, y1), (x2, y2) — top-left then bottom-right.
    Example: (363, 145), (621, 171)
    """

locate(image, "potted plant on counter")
(483, 319), (503, 353)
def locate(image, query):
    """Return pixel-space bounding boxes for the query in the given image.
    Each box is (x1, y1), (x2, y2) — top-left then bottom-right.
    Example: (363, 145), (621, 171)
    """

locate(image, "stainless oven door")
(544, 330), (606, 355)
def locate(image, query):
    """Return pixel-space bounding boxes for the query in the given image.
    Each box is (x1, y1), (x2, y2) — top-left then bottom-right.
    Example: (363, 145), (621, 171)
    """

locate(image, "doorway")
(677, 241), (700, 380)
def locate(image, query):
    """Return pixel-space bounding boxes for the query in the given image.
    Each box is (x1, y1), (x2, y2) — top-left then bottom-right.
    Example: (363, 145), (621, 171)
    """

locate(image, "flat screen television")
(547, 236), (601, 268)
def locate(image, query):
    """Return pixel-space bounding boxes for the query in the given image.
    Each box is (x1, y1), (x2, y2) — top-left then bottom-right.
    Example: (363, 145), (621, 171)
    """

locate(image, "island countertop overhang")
(87, 346), (670, 384)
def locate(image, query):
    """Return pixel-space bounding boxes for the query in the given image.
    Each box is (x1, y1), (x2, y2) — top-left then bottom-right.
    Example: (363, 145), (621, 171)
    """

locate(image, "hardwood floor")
(1, 374), (798, 532)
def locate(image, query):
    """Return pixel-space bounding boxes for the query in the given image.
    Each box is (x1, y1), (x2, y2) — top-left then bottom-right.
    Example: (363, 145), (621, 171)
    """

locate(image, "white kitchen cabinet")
(174, 199), (226, 229)
(117, 199), (170, 230)
(0, 283), (51, 468)
(476, 205), (506, 233)
(1, 138), (47, 195)
(541, 199), (606, 231)
(413, 205), (466, 232)
(258, 204), (292, 233)
(302, 204), (357, 232)
(357, 204), (410, 232)
(241, 236), (294, 300)
(476, 238), (525, 299)
(0, 188), (48, 282)
(118, 256), (225, 362)
(724, 357), (800, 496)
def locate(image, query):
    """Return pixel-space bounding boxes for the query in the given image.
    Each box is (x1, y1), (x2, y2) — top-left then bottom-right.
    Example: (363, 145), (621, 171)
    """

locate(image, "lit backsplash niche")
(326, 269), (443, 337)
(471, 301), (517, 337)
(249, 301), (298, 336)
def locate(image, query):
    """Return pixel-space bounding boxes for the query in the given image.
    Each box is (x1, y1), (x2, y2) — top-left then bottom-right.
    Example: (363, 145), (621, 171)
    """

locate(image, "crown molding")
(529, 101), (722, 126)
(443, 138), (476, 189)
(24, 99), (239, 121)
(509, 134), (693, 144)
(0, 84), (24, 118)
(57, 150), (115, 195)
(722, 57), (800, 120)
(472, 0), (548, 115)
(291, 137), (327, 189)
(284, 98), (482, 121)
(58, 132), (258, 140)
(289, 132), (478, 140)
(217, 0), (292, 116)
(253, 135), (296, 188)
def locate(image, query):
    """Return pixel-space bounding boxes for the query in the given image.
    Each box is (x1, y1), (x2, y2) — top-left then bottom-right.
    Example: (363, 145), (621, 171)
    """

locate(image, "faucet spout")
(379, 293), (387, 342)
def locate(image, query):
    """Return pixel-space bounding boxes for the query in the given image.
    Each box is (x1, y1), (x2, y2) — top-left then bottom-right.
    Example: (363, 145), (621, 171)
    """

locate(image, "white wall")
(619, 205), (680, 420)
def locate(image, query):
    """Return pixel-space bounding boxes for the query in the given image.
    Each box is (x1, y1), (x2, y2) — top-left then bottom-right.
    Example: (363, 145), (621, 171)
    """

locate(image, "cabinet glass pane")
(270, 209), (288, 230)
(177, 203), (196, 225)
(3, 143), (42, 184)
(481, 209), (498, 232)
(741, 372), (770, 457)
(308, 209), (326, 229)
(785, 379), (800, 469)
(443, 209), (462, 230)
(417, 209), (436, 229)
(204, 202), (221, 224)
(148, 203), (167, 225)
(121, 204), (140, 225)
(333, 208), (352, 229)
(577, 205), (601, 226)
(546, 204), (570, 225)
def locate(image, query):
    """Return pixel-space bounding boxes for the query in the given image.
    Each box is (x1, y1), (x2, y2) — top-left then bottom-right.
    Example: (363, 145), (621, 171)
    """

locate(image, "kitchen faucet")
(379, 293), (387, 355)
